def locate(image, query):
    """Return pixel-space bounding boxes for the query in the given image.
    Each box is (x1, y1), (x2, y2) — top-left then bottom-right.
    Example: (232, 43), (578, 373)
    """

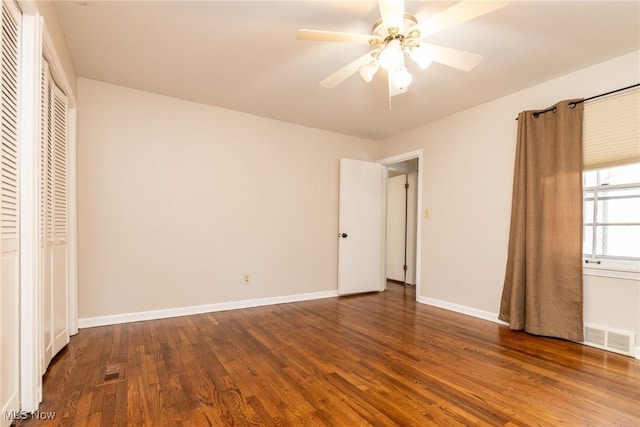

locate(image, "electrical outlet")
(243, 274), (251, 284)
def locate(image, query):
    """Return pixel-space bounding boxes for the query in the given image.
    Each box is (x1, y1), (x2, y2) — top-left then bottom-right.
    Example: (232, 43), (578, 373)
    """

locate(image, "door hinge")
(404, 183), (410, 189)
(403, 264), (408, 271)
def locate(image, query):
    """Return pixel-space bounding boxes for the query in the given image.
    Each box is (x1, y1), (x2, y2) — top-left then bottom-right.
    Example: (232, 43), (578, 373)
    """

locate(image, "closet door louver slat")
(0, 0), (21, 422)
(1, 2), (19, 241)
(52, 85), (67, 239)
(40, 61), (51, 242)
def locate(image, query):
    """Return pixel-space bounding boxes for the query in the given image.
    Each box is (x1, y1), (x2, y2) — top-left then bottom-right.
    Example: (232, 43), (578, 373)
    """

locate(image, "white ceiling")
(54, 1), (640, 140)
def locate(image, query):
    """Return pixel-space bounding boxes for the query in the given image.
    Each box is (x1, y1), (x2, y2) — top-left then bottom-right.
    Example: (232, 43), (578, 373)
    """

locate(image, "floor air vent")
(98, 363), (127, 386)
(583, 324), (635, 357)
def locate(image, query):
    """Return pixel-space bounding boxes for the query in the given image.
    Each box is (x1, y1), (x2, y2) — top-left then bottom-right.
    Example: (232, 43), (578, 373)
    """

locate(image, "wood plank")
(15, 283), (640, 426)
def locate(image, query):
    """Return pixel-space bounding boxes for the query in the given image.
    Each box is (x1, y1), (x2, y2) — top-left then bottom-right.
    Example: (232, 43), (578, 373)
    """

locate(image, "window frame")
(583, 165), (640, 280)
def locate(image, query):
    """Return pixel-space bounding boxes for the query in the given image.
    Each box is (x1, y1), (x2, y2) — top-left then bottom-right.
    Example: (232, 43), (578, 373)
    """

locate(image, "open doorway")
(386, 159), (418, 287)
(380, 150), (422, 297)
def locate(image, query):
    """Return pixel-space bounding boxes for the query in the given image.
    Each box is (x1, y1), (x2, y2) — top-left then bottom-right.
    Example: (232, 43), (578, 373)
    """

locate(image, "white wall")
(378, 51), (640, 345)
(77, 78), (377, 321)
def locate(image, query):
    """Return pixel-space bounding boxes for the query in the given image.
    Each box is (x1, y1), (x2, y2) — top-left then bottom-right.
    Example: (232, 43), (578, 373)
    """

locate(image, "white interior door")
(386, 174), (406, 282)
(405, 172), (417, 285)
(338, 158), (385, 295)
(51, 83), (69, 355)
(0, 1), (21, 423)
(40, 60), (69, 371)
(41, 60), (54, 370)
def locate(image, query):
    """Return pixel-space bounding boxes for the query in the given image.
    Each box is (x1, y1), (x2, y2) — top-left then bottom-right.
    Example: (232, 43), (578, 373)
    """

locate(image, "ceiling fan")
(296, 0), (509, 98)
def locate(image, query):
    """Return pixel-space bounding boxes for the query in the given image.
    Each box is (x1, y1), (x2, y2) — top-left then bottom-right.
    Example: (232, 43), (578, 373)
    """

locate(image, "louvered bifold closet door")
(40, 59), (69, 369)
(0, 0), (21, 423)
(40, 60), (54, 369)
(51, 82), (68, 355)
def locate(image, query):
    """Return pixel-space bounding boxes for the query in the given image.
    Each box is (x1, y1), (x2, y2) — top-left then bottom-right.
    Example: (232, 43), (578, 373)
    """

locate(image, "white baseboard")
(79, 290), (339, 328)
(1, 390), (18, 427)
(417, 296), (508, 326)
(419, 297), (640, 360)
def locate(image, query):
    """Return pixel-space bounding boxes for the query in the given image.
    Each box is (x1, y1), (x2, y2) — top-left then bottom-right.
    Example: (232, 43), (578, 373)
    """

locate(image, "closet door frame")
(19, 1), (77, 412)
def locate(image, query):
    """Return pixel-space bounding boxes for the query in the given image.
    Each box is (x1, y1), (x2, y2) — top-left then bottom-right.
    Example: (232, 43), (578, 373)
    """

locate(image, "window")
(581, 86), (639, 279)
(583, 162), (640, 277)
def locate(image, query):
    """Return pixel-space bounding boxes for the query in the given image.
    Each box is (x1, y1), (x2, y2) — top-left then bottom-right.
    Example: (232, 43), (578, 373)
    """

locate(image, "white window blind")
(583, 87), (640, 170)
(0, 0), (21, 240)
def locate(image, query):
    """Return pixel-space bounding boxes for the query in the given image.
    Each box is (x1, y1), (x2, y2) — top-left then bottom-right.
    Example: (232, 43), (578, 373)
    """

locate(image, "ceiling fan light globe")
(416, 58), (433, 70)
(392, 67), (412, 89)
(378, 40), (404, 71)
(359, 61), (379, 83)
(410, 44), (434, 70)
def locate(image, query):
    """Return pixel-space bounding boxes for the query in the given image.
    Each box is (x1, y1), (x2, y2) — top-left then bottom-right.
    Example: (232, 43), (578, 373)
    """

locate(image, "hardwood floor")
(15, 283), (640, 426)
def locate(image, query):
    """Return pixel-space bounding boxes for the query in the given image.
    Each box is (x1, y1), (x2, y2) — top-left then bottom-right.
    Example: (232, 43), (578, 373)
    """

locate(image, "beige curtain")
(499, 99), (584, 341)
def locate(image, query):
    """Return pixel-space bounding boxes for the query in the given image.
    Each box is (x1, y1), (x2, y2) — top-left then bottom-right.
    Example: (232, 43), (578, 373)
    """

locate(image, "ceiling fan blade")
(296, 29), (381, 45)
(409, 0), (509, 40)
(378, 0), (405, 31)
(426, 44), (483, 71)
(320, 51), (378, 89)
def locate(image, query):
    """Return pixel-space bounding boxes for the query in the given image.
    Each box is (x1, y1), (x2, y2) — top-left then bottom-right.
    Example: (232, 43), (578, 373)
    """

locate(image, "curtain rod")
(515, 83), (640, 120)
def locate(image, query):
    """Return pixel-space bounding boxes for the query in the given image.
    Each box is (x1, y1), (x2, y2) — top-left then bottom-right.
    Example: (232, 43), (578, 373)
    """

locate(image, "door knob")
(341, 233), (348, 238)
